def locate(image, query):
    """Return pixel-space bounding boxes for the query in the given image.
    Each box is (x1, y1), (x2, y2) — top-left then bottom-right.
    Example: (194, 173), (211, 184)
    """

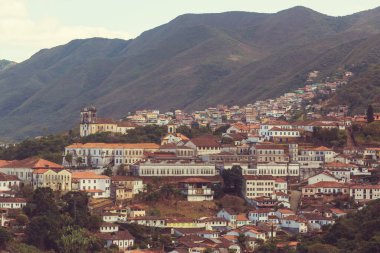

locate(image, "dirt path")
(290, 190), (301, 212)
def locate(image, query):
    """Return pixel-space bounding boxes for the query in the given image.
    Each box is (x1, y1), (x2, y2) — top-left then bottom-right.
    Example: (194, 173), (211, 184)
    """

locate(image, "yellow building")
(32, 168), (72, 191)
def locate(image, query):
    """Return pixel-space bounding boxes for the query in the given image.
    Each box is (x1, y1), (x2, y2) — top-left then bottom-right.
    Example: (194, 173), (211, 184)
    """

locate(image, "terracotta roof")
(324, 162), (358, 168)
(304, 181), (348, 188)
(94, 118), (115, 124)
(179, 178), (212, 183)
(66, 143), (159, 149)
(350, 184), (380, 189)
(236, 214), (249, 221)
(0, 157), (63, 169)
(277, 209), (295, 215)
(244, 175), (276, 181)
(0, 197), (27, 203)
(0, 172), (19, 181)
(269, 127), (299, 132)
(97, 230), (134, 240)
(0, 160), (11, 167)
(72, 172), (109, 179)
(282, 215), (307, 223)
(190, 135), (221, 148)
(302, 146), (332, 151)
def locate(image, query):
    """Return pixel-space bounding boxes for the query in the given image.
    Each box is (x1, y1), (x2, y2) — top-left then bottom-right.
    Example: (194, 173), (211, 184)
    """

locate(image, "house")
(179, 178), (215, 201)
(245, 162), (300, 177)
(0, 157), (63, 183)
(99, 222), (119, 233)
(98, 230), (135, 250)
(199, 217), (228, 231)
(184, 135), (221, 156)
(243, 175), (288, 200)
(307, 171), (339, 185)
(250, 144), (289, 163)
(350, 184), (380, 202)
(248, 209), (275, 224)
(127, 205), (146, 218)
(32, 168), (72, 191)
(63, 142), (159, 167)
(300, 213), (334, 231)
(275, 209), (295, 219)
(236, 214), (251, 227)
(268, 127), (301, 143)
(72, 172), (110, 198)
(0, 197), (27, 209)
(128, 217), (166, 228)
(0, 173), (20, 195)
(134, 159), (216, 177)
(111, 176), (144, 201)
(217, 208), (238, 228)
(280, 215), (308, 233)
(302, 181), (349, 197)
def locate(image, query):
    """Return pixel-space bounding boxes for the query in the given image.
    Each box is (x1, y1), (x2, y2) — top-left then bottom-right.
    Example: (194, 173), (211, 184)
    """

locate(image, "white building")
(72, 172), (110, 198)
(63, 143), (160, 168)
(0, 197), (27, 209)
(243, 175), (288, 199)
(350, 184), (380, 202)
(135, 159), (216, 177)
(244, 162), (300, 177)
(280, 215), (308, 233)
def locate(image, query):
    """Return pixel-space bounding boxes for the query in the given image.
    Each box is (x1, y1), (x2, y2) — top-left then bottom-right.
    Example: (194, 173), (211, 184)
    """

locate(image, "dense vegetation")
(311, 127), (347, 147)
(352, 122), (380, 146)
(21, 188), (103, 252)
(297, 199), (380, 253)
(329, 64), (380, 114)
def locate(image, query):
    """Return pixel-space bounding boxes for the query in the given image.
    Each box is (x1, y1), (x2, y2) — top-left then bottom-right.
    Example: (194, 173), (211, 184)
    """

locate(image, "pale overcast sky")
(1, 0), (380, 62)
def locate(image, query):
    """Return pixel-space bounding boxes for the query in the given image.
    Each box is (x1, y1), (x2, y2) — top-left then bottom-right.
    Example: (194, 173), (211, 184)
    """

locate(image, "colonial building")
(242, 175), (288, 199)
(179, 178), (216, 201)
(32, 168), (72, 191)
(80, 107), (136, 137)
(72, 172), (110, 198)
(350, 184), (380, 202)
(110, 176), (145, 201)
(63, 143), (160, 168)
(134, 159), (216, 177)
(0, 157), (63, 184)
(302, 181), (349, 197)
(244, 162), (300, 177)
(183, 135), (221, 156)
(250, 144), (290, 163)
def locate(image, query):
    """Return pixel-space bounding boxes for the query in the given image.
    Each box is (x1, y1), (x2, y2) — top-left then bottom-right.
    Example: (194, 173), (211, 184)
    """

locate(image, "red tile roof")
(0, 157), (63, 169)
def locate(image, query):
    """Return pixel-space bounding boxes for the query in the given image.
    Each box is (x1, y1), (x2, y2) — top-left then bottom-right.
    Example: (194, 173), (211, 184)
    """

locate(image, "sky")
(1, 0), (380, 62)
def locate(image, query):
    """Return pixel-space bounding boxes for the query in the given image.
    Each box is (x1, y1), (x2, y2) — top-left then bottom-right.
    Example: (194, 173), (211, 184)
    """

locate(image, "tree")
(221, 166), (243, 195)
(56, 226), (102, 253)
(367, 105), (375, 123)
(26, 215), (61, 250)
(102, 168), (113, 177)
(116, 164), (128, 176)
(24, 188), (59, 217)
(65, 153), (73, 166)
(0, 227), (11, 249)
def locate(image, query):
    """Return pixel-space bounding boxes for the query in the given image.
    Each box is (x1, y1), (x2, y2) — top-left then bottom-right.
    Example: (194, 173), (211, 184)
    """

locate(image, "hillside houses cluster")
(2, 112), (380, 252)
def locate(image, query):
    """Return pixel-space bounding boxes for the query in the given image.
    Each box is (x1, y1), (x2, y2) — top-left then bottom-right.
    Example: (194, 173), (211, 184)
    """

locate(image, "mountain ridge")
(1, 6), (380, 140)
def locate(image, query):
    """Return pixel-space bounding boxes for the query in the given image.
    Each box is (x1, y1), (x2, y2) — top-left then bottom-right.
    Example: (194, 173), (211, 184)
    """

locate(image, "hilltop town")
(0, 70), (379, 253)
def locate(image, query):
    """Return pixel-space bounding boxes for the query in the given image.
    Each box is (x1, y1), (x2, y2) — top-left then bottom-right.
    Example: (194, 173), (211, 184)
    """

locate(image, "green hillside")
(1, 6), (380, 139)
(298, 199), (380, 253)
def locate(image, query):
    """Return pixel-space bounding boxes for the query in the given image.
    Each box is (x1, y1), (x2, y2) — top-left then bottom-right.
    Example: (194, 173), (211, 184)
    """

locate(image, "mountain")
(0, 60), (16, 71)
(1, 6), (380, 140)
